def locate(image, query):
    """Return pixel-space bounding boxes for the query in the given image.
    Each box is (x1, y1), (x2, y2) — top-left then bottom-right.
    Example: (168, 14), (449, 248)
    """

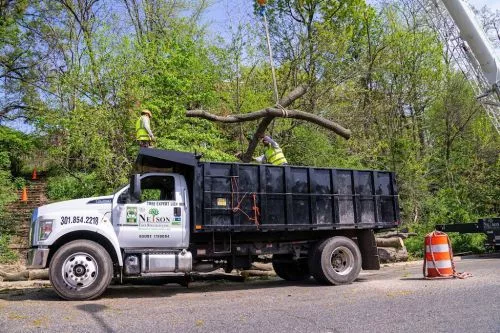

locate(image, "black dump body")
(137, 148), (400, 233)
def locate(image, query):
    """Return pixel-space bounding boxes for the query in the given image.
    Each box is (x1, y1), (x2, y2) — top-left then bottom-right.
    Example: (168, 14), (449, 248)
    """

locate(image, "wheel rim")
(61, 252), (99, 289)
(329, 246), (354, 276)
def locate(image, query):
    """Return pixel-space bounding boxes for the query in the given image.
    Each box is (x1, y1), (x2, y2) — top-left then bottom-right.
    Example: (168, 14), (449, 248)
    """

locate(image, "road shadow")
(76, 303), (115, 333)
(399, 277), (431, 281)
(0, 276), (342, 302)
(103, 277), (330, 300)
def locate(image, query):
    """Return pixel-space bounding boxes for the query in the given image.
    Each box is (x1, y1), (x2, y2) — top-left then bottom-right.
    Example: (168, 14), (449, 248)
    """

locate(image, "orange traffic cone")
(21, 186), (28, 202)
(32, 168), (37, 180)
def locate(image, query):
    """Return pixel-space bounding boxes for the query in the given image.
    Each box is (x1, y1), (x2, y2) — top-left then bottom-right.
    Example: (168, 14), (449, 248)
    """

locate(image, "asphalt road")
(1, 254), (499, 333)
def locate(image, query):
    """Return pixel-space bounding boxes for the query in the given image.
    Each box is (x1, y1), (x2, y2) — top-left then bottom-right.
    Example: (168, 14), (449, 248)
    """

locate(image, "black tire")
(308, 236), (361, 285)
(49, 240), (113, 301)
(272, 254), (310, 281)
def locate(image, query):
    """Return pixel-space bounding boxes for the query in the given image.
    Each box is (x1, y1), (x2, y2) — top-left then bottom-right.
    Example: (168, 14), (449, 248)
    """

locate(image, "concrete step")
(7, 177), (49, 257)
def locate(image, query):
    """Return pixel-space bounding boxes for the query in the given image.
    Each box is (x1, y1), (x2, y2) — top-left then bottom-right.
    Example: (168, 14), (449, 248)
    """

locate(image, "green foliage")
(0, 126), (36, 175)
(0, 152), (16, 221)
(404, 235), (426, 258)
(142, 189), (161, 202)
(0, 127), (37, 238)
(0, 234), (18, 263)
(13, 177), (26, 190)
(284, 125), (364, 168)
(46, 173), (105, 201)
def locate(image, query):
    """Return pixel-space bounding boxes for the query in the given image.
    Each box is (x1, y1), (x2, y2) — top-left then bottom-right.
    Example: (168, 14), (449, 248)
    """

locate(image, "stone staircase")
(6, 176), (49, 256)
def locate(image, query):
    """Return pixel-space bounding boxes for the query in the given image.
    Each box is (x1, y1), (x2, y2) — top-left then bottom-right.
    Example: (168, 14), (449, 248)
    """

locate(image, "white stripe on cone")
(425, 244), (449, 253)
(425, 259), (452, 269)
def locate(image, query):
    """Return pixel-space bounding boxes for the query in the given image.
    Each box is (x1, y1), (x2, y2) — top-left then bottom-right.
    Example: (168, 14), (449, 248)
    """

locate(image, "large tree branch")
(186, 107), (351, 139)
(186, 85), (307, 125)
(241, 117), (274, 162)
(279, 84), (308, 108)
(186, 84), (351, 162)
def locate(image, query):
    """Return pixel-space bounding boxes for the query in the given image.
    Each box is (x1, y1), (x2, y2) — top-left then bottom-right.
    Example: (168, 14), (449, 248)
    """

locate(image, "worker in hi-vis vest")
(254, 135), (288, 166)
(136, 109), (155, 147)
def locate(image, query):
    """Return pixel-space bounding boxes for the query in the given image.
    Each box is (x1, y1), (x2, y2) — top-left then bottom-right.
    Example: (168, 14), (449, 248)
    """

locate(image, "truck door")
(112, 174), (189, 248)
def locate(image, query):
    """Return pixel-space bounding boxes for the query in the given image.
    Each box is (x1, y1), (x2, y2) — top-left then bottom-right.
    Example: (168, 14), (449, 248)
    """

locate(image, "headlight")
(38, 220), (53, 241)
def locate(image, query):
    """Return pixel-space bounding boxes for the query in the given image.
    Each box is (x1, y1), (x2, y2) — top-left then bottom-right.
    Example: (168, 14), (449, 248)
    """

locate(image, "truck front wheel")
(272, 254), (310, 281)
(49, 240), (113, 300)
(309, 236), (361, 285)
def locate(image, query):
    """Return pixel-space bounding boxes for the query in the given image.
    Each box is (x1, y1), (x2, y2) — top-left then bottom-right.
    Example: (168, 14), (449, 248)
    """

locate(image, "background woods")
(0, 0), (498, 259)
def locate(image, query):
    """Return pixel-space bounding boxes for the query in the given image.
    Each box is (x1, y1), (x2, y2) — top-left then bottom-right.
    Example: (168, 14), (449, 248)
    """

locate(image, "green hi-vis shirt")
(264, 146), (287, 165)
(135, 115), (151, 141)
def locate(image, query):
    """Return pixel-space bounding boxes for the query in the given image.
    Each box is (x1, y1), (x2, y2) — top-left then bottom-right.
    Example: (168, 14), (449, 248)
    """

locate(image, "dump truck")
(26, 148), (400, 300)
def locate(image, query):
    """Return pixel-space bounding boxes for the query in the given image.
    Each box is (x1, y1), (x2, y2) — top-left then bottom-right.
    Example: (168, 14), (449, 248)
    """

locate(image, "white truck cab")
(27, 172), (191, 300)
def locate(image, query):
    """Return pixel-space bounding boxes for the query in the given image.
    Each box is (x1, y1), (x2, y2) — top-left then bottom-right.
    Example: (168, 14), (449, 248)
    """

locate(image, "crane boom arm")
(441, 0), (500, 86)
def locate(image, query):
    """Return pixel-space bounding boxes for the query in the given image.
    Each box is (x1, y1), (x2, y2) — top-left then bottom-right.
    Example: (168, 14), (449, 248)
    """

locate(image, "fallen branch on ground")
(0, 269), (49, 281)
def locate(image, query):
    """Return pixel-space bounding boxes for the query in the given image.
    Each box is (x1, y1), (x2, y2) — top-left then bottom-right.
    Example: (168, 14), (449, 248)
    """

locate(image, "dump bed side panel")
(192, 162), (399, 232)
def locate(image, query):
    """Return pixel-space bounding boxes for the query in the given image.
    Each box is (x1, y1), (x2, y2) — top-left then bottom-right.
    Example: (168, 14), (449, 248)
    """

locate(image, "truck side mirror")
(129, 174), (141, 201)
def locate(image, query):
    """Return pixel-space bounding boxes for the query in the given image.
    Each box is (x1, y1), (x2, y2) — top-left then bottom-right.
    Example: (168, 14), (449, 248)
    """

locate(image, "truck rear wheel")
(272, 254), (310, 281)
(49, 240), (113, 301)
(309, 236), (361, 285)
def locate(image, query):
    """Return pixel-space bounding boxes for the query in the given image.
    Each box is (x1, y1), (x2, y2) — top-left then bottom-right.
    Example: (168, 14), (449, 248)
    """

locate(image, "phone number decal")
(61, 216), (99, 225)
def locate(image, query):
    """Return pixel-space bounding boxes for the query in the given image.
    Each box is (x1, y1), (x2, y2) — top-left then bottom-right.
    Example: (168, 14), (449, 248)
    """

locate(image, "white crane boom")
(418, 0), (500, 133)
(441, 0), (500, 86)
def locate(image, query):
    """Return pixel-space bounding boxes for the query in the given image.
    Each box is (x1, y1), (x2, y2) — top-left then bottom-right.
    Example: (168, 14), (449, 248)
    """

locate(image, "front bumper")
(26, 248), (49, 269)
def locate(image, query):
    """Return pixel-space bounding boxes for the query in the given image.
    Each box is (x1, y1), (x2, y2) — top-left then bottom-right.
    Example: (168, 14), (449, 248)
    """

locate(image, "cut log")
(376, 232), (417, 239)
(377, 247), (409, 263)
(193, 272), (245, 282)
(250, 262), (273, 271)
(0, 269), (29, 281)
(29, 269), (49, 280)
(240, 270), (277, 278)
(376, 237), (405, 249)
(257, 254), (273, 262)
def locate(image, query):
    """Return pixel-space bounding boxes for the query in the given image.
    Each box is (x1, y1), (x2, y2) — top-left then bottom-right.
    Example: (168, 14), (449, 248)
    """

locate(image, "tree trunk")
(29, 269), (49, 280)
(0, 270), (29, 281)
(240, 270), (276, 278)
(377, 247), (409, 263)
(375, 237), (405, 248)
(376, 232), (417, 239)
(250, 262), (273, 271)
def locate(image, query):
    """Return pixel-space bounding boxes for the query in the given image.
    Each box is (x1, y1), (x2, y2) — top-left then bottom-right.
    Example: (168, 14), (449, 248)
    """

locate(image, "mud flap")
(357, 229), (380, 270)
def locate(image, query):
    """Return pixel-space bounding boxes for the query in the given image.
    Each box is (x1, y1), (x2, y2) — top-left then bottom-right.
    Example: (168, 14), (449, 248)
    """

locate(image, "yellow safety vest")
(265, 146), (287, 165)
(135, 116), (150, 141)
